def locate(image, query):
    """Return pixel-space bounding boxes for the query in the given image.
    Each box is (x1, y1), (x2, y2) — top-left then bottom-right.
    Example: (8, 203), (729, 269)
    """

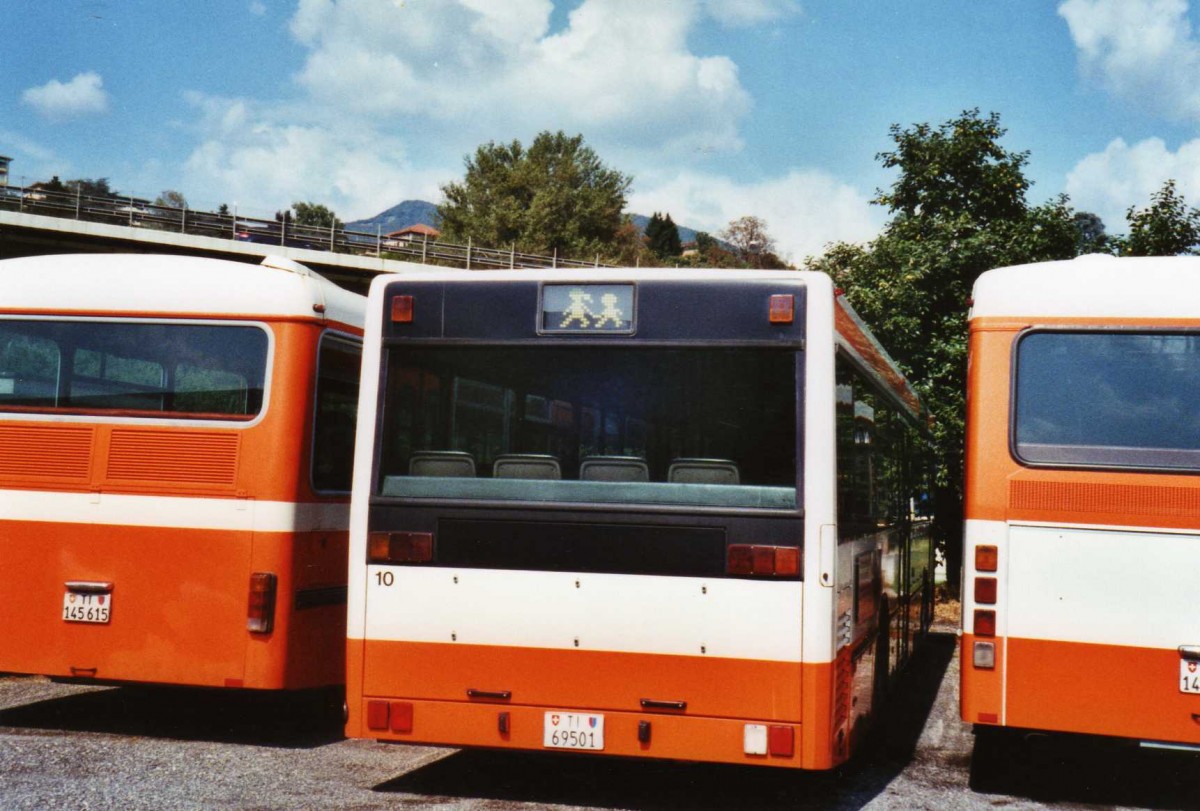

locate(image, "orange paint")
(351, 637), (842, 769)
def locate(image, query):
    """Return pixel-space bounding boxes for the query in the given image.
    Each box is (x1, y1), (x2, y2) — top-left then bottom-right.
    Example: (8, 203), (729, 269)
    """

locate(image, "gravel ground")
(1, 632), (1196, 810)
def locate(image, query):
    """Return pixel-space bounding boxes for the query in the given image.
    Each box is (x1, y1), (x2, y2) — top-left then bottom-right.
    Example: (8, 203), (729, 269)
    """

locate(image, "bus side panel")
(1004, 524), (1200, 745)
(242, 527), (348, 690)
(0, 516), (250, 686)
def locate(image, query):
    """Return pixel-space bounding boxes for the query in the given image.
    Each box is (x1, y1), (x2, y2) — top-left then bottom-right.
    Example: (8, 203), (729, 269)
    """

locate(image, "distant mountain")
(346, 200), (440, 235)
(347, 199), (708, 244)
(627, 214), (703, 245)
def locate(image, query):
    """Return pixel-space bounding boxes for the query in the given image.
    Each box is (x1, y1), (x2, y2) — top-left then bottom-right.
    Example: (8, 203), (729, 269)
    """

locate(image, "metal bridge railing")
(0, 185), (613, 270)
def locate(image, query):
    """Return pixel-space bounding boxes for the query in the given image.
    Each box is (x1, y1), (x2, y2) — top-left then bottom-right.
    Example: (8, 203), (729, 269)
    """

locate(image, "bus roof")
(971, 254), (1200, 319)
(0, 253), (365, 328)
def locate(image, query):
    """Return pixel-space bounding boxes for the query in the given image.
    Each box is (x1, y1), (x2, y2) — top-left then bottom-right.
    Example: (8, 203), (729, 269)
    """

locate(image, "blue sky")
(6, 0), (1200, 261)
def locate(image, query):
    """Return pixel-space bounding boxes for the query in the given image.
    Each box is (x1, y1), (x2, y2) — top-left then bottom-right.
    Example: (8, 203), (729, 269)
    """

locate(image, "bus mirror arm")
(1180, 646), (1200, 662)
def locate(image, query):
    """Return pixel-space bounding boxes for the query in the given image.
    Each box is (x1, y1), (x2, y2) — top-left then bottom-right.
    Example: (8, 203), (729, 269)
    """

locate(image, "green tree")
(1072, 211), (1109, 254)
(438, 131), (631, 258)
(721, 215), (779, 268)
(1120, 179), (1200, 256)
(154, 189), (188, 209)
(645, 212), (682, 258)
(807, 109), (1079, 593)
(65, 177), (117, 199)
(290, 200), (342, 230)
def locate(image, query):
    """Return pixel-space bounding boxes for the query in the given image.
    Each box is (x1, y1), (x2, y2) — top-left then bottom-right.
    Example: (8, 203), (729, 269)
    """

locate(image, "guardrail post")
(511, 243), (516, 269)
(181, 207), (187, 233)
(75, 187), (81, 220)
(128, 196), (134, 226)
(467, 237), (472, 270)
(377, 225), (382, 256)
(422, 234), (428, 264)
(553, 248), (558, 269)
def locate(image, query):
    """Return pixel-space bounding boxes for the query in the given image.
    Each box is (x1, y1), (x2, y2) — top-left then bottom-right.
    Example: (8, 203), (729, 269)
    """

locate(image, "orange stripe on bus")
(360, 639), (804, 721)
(1005, 637), (1200, 745)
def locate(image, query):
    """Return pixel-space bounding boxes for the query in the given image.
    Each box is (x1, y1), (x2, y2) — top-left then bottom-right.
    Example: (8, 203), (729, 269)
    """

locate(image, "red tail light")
(974, 609), (996, 637)
(768, 294), (794, 324)
(391, 295), (414, 323)
(974, 577), (997, 605)
(975, 545), (998, 572)
(727, 545), (800, 577)
(368, 531), (434, 564)
(247, 572), (277, 634)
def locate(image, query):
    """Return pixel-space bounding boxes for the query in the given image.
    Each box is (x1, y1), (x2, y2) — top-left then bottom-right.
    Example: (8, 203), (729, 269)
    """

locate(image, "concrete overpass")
(0, 209), (417, 294)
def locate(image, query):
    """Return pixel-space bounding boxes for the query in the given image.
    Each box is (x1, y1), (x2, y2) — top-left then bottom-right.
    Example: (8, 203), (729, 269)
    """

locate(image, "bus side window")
(312, 335), (361, 493)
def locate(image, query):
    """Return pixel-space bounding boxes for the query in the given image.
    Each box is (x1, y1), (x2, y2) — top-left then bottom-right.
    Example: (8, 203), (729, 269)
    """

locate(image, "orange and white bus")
(346, 269), (933, 769)
(963, 254), (1200, 753)
(0, 253), (364, 690)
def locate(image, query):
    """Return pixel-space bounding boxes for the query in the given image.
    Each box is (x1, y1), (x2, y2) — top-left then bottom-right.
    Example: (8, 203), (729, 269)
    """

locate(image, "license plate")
(543, 711), (605, 751)
(62, 591), (112, 624)
(1182, 659), (1200, 694)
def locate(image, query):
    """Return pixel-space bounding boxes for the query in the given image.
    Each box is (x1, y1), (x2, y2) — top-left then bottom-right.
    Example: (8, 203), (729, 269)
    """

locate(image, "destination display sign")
(540, 284), (635, 335)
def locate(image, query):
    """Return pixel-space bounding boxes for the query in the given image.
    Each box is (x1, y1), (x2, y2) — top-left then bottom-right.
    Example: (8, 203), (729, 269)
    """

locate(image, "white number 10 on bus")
(346, 268), (934, 770)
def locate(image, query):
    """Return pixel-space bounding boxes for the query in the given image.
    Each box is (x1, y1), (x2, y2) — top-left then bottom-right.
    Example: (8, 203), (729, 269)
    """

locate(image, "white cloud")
(1065, 136), (1200, 230)
(180, 94), (446, 219)
(22, 72), (109, 122)
(629, 169), (883, 263)
(249, 1), (266, 16)
(289, 0), (751, 153)
(701, 0), (801, 28)
(1059, 0), (1200, 121)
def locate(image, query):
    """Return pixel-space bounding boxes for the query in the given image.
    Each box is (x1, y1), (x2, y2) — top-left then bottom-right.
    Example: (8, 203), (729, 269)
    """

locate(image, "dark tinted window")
(312, 334), (361, 492)
(0, 320), (268, 418)
(1015, 331), (1200, 470)
(378, 347), (797, 509)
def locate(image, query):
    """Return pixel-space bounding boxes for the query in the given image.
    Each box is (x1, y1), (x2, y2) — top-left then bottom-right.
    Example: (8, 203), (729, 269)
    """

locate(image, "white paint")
(363, 567), (802, 661)
(1007, 523), (1200, 650)
(971, 255), (1200, 320)
(0, 488), (348, 533)
(0, 251), (365, 330)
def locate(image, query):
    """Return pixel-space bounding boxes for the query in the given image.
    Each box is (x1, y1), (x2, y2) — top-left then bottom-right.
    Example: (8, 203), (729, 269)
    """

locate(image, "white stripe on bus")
(361, 567), (804, 662)
(0, 489), (348, 533)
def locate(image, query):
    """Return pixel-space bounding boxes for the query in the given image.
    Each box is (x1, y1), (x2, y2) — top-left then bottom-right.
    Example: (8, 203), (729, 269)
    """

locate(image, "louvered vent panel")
(1010, 480), (1200, 519)
(107, 430), (239, 485)
(0, 425), (94, 479)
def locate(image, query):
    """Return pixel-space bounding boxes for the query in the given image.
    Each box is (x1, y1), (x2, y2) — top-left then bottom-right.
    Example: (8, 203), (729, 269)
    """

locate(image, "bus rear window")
(377, 347), (797, 510)
(0, 319), (268, 419)
(1014, 331), (1200, 470)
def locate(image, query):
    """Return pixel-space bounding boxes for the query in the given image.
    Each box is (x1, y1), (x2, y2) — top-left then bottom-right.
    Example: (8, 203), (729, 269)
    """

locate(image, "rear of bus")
(962, 255), (1200, 751)
(347, 271), (862, 768)
(0, 253), (363, 690)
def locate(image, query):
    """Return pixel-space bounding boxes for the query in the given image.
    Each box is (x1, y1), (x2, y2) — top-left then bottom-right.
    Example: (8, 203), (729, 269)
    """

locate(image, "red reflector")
(974, 609), (996, 637)
(768, 294), (794, 324)
(391, 295), (414, 323)
(978, 712), (998, 724)
(974, 577), (997, 605)
(247, 572), (277, 634)
(774, 546), (800, 576)
(390, 701), (413, 733)
(367, 531), (434, 564)
(727, 544), (800, 577)
(768, 725), (795, 757)
(975, 545), (998, 572)
(727, 545), (753, 575)
(367, 700), (389, 730)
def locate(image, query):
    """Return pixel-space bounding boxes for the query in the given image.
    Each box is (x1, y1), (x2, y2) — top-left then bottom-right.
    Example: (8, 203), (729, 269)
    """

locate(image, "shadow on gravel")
(376, 633), (956, 810)
(0, 684), (344, 749)
(970, 727), (1200, 810)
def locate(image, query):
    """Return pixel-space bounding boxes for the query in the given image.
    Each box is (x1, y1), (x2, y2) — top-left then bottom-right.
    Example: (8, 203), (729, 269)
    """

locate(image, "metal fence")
(0, 185), (614, 270)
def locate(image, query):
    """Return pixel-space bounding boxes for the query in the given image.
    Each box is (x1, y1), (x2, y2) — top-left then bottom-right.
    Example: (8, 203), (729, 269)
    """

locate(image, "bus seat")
(409, 450), (476, 478)
(579, 456), (650, 482)
(493, 454), (562, 480)
(668, 458), (740, 485)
